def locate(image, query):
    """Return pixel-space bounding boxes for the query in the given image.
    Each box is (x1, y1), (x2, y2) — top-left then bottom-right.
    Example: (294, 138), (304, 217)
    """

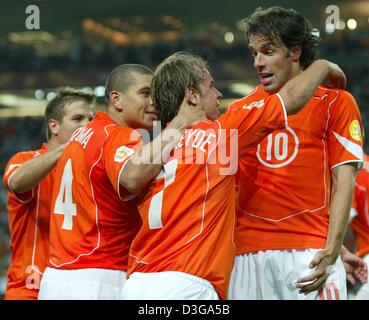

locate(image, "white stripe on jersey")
(332, 131), (363, 160)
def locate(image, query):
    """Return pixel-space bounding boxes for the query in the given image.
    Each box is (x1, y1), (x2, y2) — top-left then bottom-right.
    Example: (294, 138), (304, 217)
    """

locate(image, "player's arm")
(278, 59), (346, 115)
(327, 164), (357, 255)
(297, 164), (357, 293)
(120, 97), (206, 194)
(349, 181), (360, 222)
(8, 144), (66, 194)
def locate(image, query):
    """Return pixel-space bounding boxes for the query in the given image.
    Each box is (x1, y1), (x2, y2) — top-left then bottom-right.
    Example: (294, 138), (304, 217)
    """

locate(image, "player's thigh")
(228, 252), (267, 300)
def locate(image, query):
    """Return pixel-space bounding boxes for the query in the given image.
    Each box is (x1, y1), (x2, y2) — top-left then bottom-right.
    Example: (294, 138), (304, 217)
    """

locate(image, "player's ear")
(110, 90), (123, 111)
(48, 119), (59, 137)
(187, 87), (199, 106)
(289, 45), (302, 62)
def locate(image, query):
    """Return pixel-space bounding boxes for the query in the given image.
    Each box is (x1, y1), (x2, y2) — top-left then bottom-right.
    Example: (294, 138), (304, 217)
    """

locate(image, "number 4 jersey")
(48, 112), (142, 270)
(127, 93), (288, 299)
(236, 85), (364, 254)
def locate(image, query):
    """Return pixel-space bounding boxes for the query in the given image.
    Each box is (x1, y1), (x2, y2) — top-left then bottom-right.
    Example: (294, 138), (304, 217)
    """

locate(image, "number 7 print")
(148, 159), (178, 229)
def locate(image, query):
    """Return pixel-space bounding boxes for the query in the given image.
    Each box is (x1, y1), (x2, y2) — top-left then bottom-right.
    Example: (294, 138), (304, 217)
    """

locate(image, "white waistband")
(129, 271), (214, 290)
(43, 267), (126, 286)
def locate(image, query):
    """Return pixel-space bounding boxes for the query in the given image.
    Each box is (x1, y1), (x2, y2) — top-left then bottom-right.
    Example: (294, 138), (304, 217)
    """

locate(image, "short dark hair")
(105, 64), (153, 104)
(243, 6), (320, 69)
(44, 87), (95, 140)
(152, 52), (210, 127)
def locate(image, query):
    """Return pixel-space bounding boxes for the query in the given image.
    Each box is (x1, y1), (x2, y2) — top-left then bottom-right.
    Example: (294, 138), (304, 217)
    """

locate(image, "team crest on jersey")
(242, 99), (265, 110)
(114, 145), (134, 163)
(349, 120), (362, 142)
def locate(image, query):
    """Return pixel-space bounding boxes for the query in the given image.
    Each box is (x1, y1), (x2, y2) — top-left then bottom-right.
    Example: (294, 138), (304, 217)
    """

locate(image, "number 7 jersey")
(127, 93), (288, 299)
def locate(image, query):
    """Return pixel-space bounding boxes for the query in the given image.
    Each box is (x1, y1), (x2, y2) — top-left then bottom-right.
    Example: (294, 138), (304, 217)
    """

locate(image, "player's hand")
(176, 90), (206, 128)
(324, 60), (347, 90)
(296, 248), (339, 294)
(341, 247), (368, 285)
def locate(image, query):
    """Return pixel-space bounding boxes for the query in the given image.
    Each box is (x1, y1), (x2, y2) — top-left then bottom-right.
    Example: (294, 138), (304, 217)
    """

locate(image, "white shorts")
(38, 267), (127, 300)
(228, 249), (347, 300)
(351, 253), (369, 300)
(120, 271), (219, 300)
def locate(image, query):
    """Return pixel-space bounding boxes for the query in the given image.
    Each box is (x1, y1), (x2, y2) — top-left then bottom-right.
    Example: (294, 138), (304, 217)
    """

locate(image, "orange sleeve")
(219, 93), (287, 156)
(102, 128), (142, 200)
(3, 152), (36, 203)
(328, 90), (363, 170)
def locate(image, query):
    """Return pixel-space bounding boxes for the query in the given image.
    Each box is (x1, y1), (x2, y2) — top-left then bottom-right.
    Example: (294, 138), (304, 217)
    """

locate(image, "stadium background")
(0, 0), (368, 298)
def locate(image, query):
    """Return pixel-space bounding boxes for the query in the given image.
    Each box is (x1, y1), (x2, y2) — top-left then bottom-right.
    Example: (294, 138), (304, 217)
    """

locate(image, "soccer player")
(349, 153), (369, 299)
(2, 88), (94, 299)
(120, 51), (347, 300)
(229, 6), (364, 300)
(38, 64), (205, 300)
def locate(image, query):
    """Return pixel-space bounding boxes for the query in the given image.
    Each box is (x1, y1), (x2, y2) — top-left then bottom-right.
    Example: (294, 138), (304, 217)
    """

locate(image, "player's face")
(121, 73), (156, 130)
(58, 100), (93, 144)
(249, 34), (295, 93)
(198, 69), (223, 120)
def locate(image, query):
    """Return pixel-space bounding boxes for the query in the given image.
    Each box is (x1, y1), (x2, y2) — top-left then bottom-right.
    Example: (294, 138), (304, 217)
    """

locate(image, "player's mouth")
(145, 111), (157, 121)
(259, 73), (274, 86)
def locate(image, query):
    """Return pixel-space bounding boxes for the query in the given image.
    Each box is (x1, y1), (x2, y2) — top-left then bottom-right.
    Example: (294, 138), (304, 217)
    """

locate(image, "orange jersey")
(351, 154), (369, 257)
(48, 112), (141, 270)
(128, 93), (287, 299)
(3, 144), (52, 299)
(236, 85), (363, 254)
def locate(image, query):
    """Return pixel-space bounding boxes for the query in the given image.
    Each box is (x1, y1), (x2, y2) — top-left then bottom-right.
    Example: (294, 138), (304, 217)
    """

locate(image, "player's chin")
(141, 118), (156, 130)
(208, 110), (220, 121)
(262, 82), (280, 93)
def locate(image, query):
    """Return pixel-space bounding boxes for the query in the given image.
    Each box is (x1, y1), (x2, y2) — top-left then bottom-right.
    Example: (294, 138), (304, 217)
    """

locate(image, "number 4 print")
(148, 159), (178, 229)
(53, 159), (77, 230)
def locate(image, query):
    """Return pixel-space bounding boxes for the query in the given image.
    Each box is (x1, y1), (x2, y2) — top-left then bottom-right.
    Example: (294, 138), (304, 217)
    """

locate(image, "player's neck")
(106, 109), (128, 127)
(46, 138), (60, 151)
(291, 64), (302, 79)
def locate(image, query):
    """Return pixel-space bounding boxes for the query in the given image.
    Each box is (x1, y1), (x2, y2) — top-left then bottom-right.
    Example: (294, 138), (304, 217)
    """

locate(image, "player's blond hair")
(152, 51), (210, 127)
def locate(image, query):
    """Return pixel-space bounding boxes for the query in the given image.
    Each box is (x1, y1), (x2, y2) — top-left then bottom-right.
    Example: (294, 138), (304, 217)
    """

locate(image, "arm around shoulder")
(8, 144), (66, 194)
(279, 59), (346, 115)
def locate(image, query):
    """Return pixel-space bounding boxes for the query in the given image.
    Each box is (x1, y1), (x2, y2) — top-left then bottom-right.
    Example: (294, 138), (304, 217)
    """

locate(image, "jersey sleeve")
(328, 90), (363, 170)
(219, 93), (288, 156)
(103, 128), (143, 201)
(3, 152), (37, 203)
